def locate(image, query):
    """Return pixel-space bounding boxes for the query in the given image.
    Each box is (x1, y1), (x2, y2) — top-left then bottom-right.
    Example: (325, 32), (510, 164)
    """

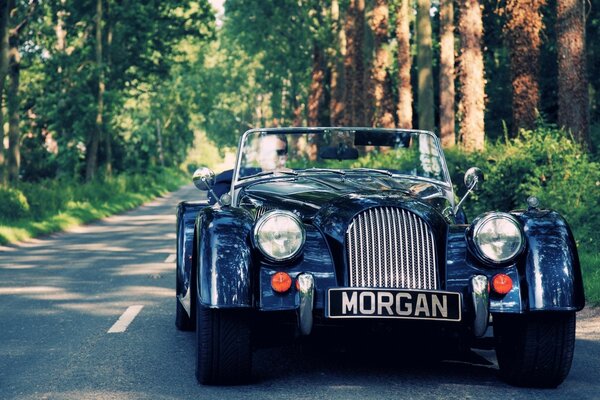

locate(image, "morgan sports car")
(175, 127), (584, 387)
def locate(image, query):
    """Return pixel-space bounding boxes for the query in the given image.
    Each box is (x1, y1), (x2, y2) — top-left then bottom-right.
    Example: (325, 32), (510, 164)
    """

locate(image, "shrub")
(445, 124), (600, 247)
(0, 187), (30, 221)
(17, 181), (72, 219)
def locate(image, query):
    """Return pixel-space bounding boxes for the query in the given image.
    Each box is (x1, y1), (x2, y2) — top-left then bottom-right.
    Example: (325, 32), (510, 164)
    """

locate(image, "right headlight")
(253, 210), (305, 262)
(468, 212), (525, 265)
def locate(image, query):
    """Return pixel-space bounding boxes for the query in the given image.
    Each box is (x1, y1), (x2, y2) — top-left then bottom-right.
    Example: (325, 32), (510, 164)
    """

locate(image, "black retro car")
(175, 127), (584, 387)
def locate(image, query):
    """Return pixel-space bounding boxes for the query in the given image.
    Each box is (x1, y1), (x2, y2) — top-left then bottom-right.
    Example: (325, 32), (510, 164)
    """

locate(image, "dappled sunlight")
(0, 263), (38, 270)
(577, 317), (600, 340)
(112, 263), (173, 277)
(0, 286), (63, 295)
(107, 214), (173, 224)
(146, 248), (173, 254)
(58, 301), (147, 317)
(119, 285), (174, 298)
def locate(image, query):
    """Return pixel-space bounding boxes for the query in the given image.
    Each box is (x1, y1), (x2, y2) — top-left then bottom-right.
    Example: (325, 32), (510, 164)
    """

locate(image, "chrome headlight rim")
(253, 210), (306, 262)
(468, 212), (525, 266)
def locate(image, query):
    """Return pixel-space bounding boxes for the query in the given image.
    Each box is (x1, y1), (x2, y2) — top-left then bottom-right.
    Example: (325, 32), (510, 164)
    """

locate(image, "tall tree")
(396, 0), (413, 129)
(439, 0), (455, 147)
(7, 18), (18, 182)
(0, 0), (8, 184)
(504, 0), (545, 133)
(370, 0), (395, 128)
(416, 0), (434, 132)
(329, 0), (344, 126)
(307, 43), (326, 126)
(85, 0), (103, 181)
(458, 0), (485, 151)
(307, 2), (329, 127)
(7, 0), (38, 182)
(557, 0), (589, 148)
(343, 0), (366, 126)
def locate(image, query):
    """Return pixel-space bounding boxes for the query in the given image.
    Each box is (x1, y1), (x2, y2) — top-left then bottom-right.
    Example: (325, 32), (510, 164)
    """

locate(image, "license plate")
(327, 288), (461, 321)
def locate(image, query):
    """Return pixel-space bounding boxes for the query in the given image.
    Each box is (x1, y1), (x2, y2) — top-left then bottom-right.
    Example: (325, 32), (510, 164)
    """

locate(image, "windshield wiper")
(299, 168), (346, 176)
(347, 168), (393, 177)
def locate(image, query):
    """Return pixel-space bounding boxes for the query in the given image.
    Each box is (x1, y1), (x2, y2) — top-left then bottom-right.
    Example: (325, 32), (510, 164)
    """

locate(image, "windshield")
(235, 128), (450, 185)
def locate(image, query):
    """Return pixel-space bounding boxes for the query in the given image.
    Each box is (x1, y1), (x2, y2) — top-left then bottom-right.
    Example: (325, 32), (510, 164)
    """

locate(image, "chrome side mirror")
(454, 167), (484, 214)
(464, 167), (484, 192)
(192, 167), (215, 191)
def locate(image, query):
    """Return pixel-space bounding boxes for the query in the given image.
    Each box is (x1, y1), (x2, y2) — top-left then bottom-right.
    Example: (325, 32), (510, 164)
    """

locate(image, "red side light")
(492, 273), (513, 295)
(271, 272), (292, 293)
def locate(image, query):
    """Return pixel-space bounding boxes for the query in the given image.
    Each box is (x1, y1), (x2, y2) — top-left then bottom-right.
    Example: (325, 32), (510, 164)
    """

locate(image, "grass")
(0, 168), (187, 245)
(580, 250), (600, 306)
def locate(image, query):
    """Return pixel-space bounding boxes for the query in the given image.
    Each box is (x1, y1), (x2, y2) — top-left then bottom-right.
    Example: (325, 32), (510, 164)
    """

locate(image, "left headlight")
(254, 210), (306, 262)
(469, 212), (525, 265)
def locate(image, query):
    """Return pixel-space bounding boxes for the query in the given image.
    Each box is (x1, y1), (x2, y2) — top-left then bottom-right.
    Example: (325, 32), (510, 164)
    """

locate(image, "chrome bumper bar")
(296, 273), (314, 335)
(471, 275), (490, 337)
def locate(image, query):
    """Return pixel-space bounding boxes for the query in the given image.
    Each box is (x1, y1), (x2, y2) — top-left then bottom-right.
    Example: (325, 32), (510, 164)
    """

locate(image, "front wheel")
(494, 312), (576, 388)
(196, 305), (252, 385)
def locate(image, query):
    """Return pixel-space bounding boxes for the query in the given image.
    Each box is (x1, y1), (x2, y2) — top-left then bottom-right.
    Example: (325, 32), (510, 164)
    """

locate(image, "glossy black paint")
(176, 201), (208, 304)
(177, 170), (585, 327)
(259, 225), (336, 311)
(514, 209), (585, 311)
(446, 226), (523, 314)
(195, 206), (255, 308)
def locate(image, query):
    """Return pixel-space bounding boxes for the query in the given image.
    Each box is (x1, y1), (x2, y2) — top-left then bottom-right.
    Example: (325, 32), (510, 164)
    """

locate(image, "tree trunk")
(504, 0), (545, 133)
(342, 0), (366, 126)
(104, 0), (112, 175)
(396, 0), (413, 129)
(0, 0), (9, 184)
(439, 0), (455, 147)
(329, 0), (344, 126)
(7, 28), (19, 182)
(86, 0), (103, 181)
(458, 0), (485, 152)
(370, 0), (395, 128)
(156, 119), (165, 167)
(353, 0), (366, 126)
(343, 0), (357, 126)
(308, 43), (326, 126)
(416, 0), (434, 132)
(557, 0), (589, 148)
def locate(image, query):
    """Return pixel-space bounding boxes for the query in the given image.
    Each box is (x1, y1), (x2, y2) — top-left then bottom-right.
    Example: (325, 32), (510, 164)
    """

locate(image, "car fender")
(515, 210), (585, 312)
(176, 200), (209, 314)
(196, 206), (254, 308)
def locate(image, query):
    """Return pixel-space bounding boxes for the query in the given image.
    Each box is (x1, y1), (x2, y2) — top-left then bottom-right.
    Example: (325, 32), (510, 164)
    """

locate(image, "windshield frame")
(230, 127), (453, 196)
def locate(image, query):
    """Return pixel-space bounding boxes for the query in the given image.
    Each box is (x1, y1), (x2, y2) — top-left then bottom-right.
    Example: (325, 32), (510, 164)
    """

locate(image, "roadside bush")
(17, 180), (73, 219)
(0, 187), (30, 221)
(445, 124), (600, 246)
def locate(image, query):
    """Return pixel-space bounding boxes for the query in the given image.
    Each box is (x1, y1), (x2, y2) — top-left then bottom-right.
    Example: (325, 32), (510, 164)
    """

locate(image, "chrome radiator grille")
(346, 207), (438, 290)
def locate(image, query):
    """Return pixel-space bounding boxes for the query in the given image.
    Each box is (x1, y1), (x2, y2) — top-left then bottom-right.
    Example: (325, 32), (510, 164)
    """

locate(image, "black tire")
(196, 305), (252, 385)
(494, 312), (576, 388)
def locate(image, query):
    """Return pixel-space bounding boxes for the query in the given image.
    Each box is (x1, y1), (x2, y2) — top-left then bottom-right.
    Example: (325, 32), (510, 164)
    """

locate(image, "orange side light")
(492, 273), (513, 295)
(271, 272), (292, 293)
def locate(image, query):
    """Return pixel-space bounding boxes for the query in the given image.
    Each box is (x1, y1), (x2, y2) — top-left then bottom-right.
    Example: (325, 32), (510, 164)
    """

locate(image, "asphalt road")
(1, 185), (599, 400)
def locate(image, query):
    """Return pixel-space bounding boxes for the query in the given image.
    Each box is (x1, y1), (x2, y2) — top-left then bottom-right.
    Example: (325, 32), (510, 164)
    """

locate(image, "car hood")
(239, 175), (453, 228)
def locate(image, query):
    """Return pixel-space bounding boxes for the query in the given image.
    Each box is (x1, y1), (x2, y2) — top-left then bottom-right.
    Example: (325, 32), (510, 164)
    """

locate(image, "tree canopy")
(0, 0), (598, 183)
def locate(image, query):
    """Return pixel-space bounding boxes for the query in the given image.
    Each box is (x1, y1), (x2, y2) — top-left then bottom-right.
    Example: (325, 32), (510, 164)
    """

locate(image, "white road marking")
(107, 305), (144, 333)
(164, 254), (176, 263)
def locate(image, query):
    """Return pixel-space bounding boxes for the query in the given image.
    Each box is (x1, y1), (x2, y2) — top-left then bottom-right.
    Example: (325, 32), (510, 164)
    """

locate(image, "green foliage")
(446, 125), (600, 302)
(0, 168), (187, 244)
(0, 188), (30, 222)
(13, 0), (216, 182)
(447, 125), (599, 234)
